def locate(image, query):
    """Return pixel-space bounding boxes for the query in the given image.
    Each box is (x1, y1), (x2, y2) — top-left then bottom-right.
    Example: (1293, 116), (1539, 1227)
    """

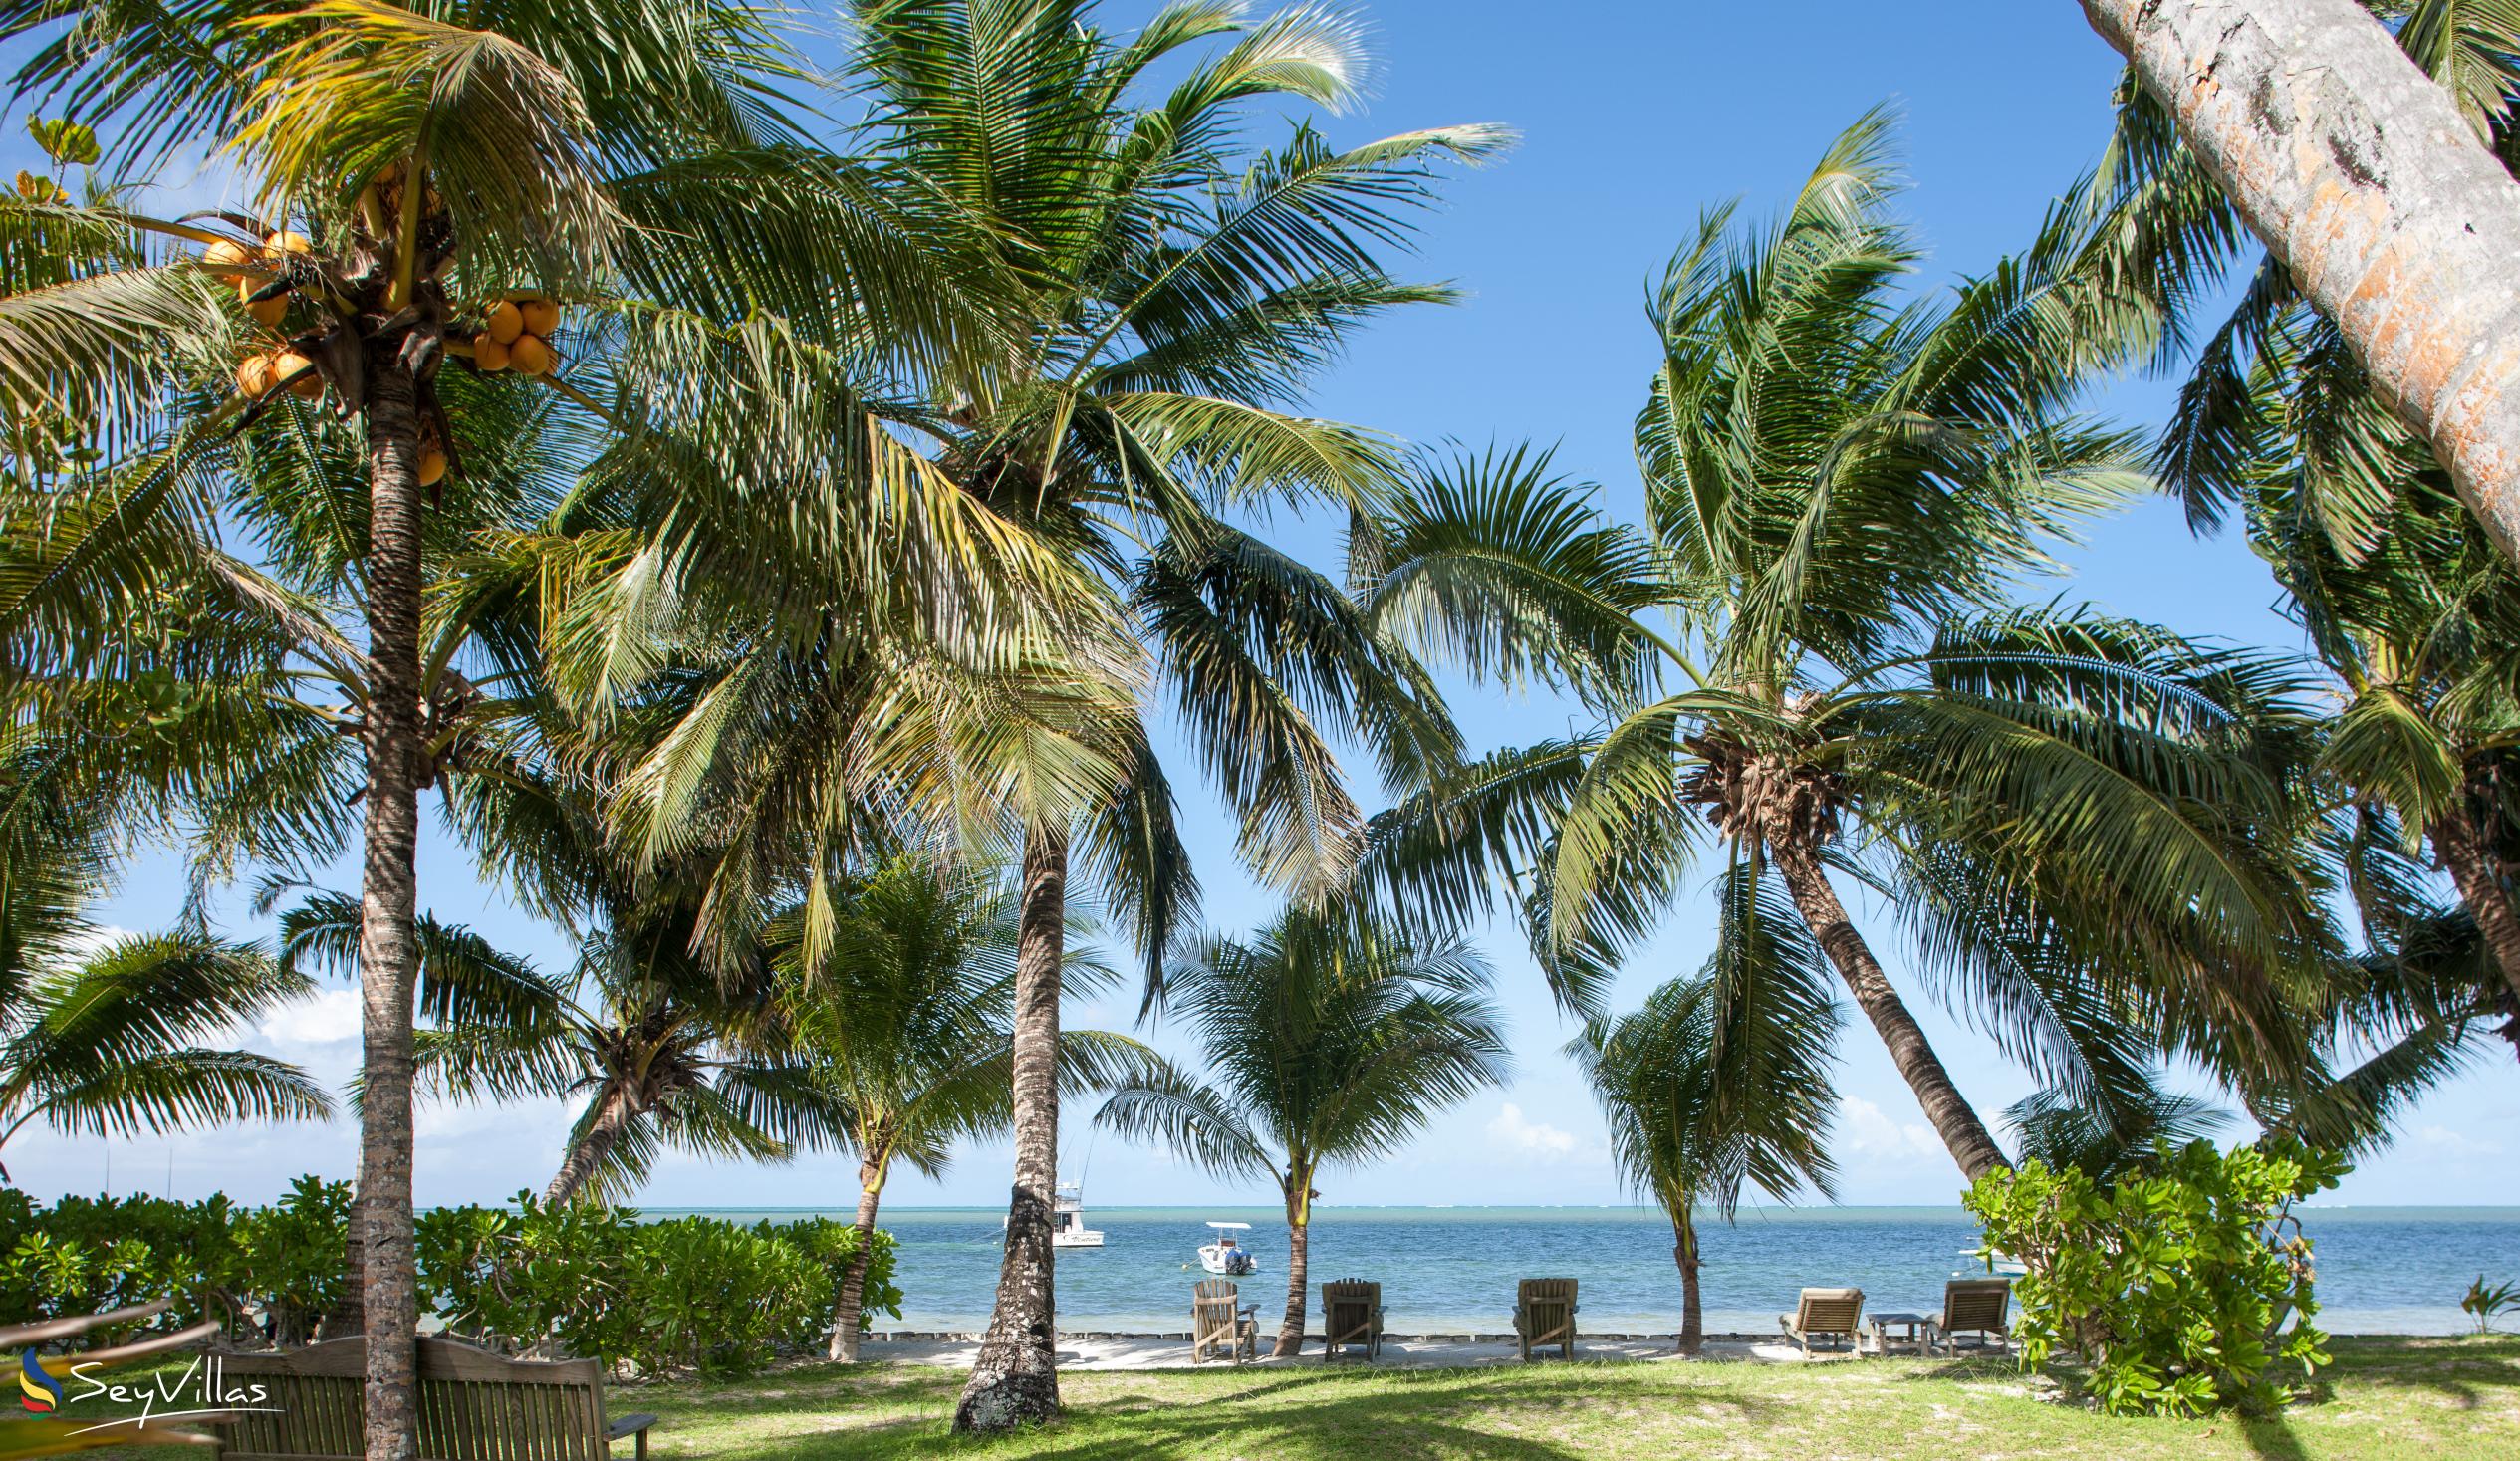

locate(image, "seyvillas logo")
(18, 1349), (64, 1413)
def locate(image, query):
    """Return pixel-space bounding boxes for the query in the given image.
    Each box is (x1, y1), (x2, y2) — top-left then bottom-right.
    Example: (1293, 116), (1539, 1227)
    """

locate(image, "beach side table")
(1866, 1311), (1935, 1357)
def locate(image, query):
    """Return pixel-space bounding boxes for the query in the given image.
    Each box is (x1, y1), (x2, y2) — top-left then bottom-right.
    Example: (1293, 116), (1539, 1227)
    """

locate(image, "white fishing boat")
(1198, 1220), (1257, 1275)
(1003, 1179), (1104, 1247)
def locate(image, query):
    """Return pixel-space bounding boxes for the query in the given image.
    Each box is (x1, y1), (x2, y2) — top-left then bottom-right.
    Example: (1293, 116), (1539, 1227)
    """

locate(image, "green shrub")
(5, 1180), (900, 1376)
(413, 1193), (902, 1376)
(1965, 1137), (2345, 1416)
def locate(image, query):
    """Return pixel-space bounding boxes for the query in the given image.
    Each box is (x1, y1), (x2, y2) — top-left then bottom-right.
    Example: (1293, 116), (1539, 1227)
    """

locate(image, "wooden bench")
(213, 1336), (658, 1461)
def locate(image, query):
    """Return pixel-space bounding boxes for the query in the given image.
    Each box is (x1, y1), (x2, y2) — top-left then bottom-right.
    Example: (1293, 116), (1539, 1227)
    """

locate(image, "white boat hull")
(1198, 1245), (1257, 1276)
(1054, 1230), (1105, 1248)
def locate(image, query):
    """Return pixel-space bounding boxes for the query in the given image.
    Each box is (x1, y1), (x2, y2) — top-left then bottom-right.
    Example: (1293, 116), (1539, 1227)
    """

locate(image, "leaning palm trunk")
(829, 1163), (885, 1362)
(1771, 847), (2009, 1180)
(1276, 1186), (1311, 1358)
(2430, 811), (2520, 1013)
(356, 365), (426, 1461)
(954, 826), (1068, 1432)
(2081, 0), (2520, 570)
(542, 1089), (636, 1206)
(1673, 1211), (1702, 1356)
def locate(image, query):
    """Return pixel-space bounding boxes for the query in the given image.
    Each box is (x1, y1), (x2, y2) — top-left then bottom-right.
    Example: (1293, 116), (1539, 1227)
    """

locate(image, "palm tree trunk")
(2432, 810), (2520, 1014)
(1275, 1174), (1311, 1358)
(954, 823), (1067, 1434)
(541, 1088), (634, 1206)
(2081, 0), (2520, 570)
(828, 1159), (884, 1362)
(1673, 1208), (1702, 1356)
(356, 361), (426, 1461)
(1772, 845), (2010, 1181)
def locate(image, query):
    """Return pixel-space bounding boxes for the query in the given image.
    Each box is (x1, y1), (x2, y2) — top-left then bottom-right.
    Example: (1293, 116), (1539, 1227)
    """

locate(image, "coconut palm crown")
(1356, 112), (2330, 1184)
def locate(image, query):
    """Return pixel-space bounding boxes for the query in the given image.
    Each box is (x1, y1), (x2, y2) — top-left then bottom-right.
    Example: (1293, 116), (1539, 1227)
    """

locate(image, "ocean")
(660, 1204), (2520, 1336)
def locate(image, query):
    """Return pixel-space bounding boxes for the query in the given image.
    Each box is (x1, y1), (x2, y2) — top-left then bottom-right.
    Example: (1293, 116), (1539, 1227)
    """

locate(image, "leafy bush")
(4, 1180), (899, 1376)
(1964, 1138), (2345, 1416)
(414, 1194), (901, 1376)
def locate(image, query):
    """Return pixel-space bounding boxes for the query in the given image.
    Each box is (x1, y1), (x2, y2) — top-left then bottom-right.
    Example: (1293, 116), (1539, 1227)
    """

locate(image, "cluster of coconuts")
(215, 230), (321, 402)
(473, 298), (560, 375)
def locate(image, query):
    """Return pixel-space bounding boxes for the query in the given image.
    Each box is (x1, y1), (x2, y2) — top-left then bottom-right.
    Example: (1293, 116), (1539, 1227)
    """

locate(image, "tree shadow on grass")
(639, 1360), (1791, 1460)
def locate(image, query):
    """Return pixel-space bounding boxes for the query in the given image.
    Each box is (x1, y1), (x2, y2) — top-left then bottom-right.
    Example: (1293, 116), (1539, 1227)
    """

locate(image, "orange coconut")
(273, 350), (322, 399)
(235, 353), (276, 398)
(472, 333), (512, 371)
(507, 334), (553, 376)
(518, 298), (560, 337)
(483, 300), (524, 345)
(264, 230), (314, 256)
(203, 238), (258, 282)
(240, 277), (286, 328)
(417, 448), (448, 487)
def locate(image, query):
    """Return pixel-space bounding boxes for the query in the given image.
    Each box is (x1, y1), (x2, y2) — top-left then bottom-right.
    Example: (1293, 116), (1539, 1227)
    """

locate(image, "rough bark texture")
(2432, 809), (2520, 1012)
(829, 1161), (884, 1362)
(1673, 1214), (1702, 1357)
(953, 825), (1067, 1433)
(541, 1088), (633, 1206)
(1275, 1203), (1310, 1358)
(2082, 0), (2520, 566)
(1772, 846), (2010, 1181)
(357, 362), (425, 1461)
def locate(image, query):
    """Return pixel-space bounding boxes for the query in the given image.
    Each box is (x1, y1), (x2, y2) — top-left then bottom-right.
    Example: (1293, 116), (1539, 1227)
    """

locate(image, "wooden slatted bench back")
(215, 1337), (614, 1461)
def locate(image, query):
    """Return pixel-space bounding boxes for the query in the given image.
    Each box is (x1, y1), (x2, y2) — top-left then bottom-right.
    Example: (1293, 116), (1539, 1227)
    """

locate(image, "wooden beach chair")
(1321, 1279), (1384, 1360)
(214, 1335), (659, 1460)
(1778, 1287), (1866, 1357)
(1931, 1278), (2012, 1354)
(1512, 1278), (1578, 1360)
(1190, 1279), (1257, 1364)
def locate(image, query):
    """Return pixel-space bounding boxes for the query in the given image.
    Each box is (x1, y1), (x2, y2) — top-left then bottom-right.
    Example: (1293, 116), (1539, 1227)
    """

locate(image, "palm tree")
(2077, 0), (2520, 567)
(273, 883), (795, 1208)
(0, 6), (1004, 1448)
(1355, 116), (2327, 1182)
(540, 2), (1495, 1427)
(0, 737), (327, 1182)
(763, 856), (1153, 1362)
(1573, 870), (1839, 1354)
(1096, 907), (1508, 1357)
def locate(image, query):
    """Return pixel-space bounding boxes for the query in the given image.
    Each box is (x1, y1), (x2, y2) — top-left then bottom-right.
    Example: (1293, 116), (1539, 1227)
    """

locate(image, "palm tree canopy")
(1574, 867), (1841, 1221)
(1095, 904), (1508, 1188)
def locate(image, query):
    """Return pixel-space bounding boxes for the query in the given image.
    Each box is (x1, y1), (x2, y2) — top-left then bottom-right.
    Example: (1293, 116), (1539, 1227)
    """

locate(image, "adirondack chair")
(1778, 1287), (1866, 1357)
(1320, 1280), (1384, 1361)
(1512, 1278), (1577, 1360)
(1931, 1278), (2012, 1354)
(1190, 1279), (1257, 1364)
(212, 1336), (659, 1461)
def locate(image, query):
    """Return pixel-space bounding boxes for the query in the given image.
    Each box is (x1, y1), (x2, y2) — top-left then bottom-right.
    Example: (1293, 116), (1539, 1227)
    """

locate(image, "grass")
(622, 1335), (2520, 1460)
(61, 1336), (2520, 1459)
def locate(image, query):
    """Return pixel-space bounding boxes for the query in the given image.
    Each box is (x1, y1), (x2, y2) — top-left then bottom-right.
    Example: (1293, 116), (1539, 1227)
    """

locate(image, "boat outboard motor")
(1226, 1248), (1254, 1276)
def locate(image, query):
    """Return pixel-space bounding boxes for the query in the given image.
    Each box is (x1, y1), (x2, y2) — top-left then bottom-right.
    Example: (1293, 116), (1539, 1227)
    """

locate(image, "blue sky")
(8, 0), (2514, 1210)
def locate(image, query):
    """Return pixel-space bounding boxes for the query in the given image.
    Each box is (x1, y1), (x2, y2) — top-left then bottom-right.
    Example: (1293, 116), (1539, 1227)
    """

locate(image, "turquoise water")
(660, 1204), (2519, 1336)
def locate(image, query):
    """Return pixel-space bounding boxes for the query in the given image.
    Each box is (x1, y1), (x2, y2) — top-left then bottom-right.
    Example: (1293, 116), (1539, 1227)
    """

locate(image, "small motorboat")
(1198, 1220), (1257, 1275)
(1003, 1179), (1104, 1248)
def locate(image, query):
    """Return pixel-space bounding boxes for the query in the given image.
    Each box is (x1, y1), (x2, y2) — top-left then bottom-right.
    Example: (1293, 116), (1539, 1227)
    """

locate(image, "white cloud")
(1485, 1102), (1581, 1162)
(260, 988), (364, 1047)
(1839, 1096), (1945, 1164)
(2415, 1124), (2504, 1159)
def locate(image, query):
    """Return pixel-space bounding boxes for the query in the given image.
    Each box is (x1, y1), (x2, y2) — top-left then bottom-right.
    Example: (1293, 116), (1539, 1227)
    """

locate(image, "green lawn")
(624, 1336), (2520, 1460)
(59, 1336), (2520, 1459)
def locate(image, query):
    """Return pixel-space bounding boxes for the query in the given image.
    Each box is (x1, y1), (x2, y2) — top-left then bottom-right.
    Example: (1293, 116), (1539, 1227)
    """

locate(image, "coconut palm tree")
(2078, 0), (2520, 566)
(544, 2), (1493, 1427)
(1354, 116), (2328, 1182)
(1096, 906), (1508, 1357)
(0, 735), (327, 1183)
(0, 5), (1029, 1448)
(760, 856), (1154, 1362)
(1573, 869), (1839, 1354)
